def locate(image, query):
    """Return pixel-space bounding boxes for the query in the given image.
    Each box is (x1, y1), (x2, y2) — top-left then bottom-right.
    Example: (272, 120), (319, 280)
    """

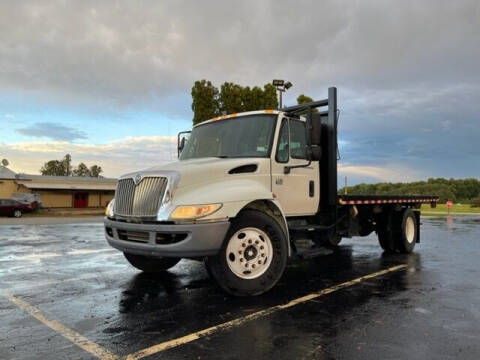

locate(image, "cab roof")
(194, 110), (281, 127)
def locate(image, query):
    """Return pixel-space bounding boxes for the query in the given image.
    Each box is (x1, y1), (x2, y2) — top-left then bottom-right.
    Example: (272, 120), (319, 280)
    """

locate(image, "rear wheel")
(13, 209), (22, 218)
(377, 209), (418, 253)
(395, 209), (417, 253)
(377, 231), (395, 253)
(123, 253), (181, 272)
(205, 210), (288, 296)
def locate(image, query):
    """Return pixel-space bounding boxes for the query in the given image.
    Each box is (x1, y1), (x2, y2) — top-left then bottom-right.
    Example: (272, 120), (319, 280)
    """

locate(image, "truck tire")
(378, 209), (417, 254)
(377, 231), (395, 253)
(394, 209), (417, 254)
(205, 210), (288, 296)
(123, 253), (181, 273)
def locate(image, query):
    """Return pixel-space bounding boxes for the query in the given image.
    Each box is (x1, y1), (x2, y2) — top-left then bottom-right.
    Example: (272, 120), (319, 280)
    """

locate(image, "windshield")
(180, 114), (276, 160)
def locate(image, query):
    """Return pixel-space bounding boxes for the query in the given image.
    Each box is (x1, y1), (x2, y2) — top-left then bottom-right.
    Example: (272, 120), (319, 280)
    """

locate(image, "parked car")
(0, 199), (34, 218)
(12, 193), (41, 209)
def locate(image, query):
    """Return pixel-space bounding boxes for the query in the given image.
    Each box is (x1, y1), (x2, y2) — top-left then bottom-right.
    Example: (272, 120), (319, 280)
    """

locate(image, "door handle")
(309, 181), (314, 197)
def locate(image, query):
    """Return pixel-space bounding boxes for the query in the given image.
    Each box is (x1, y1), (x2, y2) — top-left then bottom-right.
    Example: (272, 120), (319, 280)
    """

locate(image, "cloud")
(0, 1), (478, 112)
(16, 122), (88, 141)
(0, 136), (177, 177)
(338, 164), (426, 184)
(0, 1), (479, 181)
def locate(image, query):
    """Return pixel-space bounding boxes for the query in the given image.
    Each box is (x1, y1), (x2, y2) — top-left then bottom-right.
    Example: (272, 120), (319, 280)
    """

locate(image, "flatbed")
(338, 194), (438, 206)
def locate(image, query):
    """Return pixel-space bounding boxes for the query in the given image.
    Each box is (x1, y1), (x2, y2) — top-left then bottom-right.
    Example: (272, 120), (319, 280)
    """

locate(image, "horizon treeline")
(340, 178), (480, 203)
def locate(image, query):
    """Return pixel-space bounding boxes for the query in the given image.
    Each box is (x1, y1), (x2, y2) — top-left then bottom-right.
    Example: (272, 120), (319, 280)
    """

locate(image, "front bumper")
(104, 217), (230, 258)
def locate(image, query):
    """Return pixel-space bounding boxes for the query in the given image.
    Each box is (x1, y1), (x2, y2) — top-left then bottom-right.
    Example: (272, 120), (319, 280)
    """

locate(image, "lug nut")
(255, 240), (259, 244)
(260, 246), (264, 250)
(245, 263), (249, 267)
(252, 264), (256, 268)
(248, 240), (252, 244)
(258, 260), (262, 264)
(261, 253), (265, 257)
(240, 258), (244, 262)
(242, 243), (246, 247)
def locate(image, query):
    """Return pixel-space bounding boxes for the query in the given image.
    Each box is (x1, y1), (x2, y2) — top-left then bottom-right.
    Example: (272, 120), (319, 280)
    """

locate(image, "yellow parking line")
(126, 264), (407, 360)
(2, 293), (118, 360)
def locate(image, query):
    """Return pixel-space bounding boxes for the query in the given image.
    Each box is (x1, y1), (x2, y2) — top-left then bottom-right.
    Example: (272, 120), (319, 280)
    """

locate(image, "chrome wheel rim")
(14, 210), (21, 218)
(405, 216), (415, 243)
(225, 227), (273, 280)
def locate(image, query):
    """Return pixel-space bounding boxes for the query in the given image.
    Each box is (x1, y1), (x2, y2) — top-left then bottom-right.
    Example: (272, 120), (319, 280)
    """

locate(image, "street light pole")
(272, 80), (292, 109)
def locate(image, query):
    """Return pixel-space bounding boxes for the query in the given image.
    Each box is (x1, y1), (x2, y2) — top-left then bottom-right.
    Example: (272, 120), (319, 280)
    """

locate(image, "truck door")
(271, 117), (319, 216)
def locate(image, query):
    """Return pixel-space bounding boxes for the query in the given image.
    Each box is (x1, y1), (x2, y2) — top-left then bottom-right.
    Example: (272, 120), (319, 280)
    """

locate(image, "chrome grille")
(114, 177), (168, 217)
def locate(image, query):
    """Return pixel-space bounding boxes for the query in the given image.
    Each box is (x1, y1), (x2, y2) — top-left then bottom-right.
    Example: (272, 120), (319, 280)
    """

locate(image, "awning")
(16, 181), (116, 191)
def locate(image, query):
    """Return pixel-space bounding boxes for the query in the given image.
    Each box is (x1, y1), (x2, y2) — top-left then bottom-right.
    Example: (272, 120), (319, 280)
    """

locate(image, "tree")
(40, 160), (67, 176)
(339, 177), (480, 203)
(63, 154), (72, 176)
(191, 80), (219, 125)
(73, 162), (91, 177)
(297, 94), (314, 104)
(219, 82), (245, 114)
(191, 80), (280, 124)
(40, 155), (104, 177)
(297, 94), (317, 113)
(248, 86), (265, 111)
(89, 165), (103, 177)
(262, 84), (278, 109)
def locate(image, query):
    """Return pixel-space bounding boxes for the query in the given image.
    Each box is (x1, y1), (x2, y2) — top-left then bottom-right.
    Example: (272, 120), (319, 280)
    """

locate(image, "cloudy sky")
(1, 0), (479, 184)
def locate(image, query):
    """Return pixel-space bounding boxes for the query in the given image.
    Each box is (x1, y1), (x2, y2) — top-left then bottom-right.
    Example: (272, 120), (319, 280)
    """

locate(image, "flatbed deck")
(338, 194), (439, 206)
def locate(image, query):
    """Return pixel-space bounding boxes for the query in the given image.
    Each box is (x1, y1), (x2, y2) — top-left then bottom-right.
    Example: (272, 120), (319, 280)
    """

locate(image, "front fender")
(168, 178), (291, 256)
(171, 177), (273, 219)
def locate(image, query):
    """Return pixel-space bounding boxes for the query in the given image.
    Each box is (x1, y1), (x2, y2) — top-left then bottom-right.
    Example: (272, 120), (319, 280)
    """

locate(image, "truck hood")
(140, 157), (269, 188)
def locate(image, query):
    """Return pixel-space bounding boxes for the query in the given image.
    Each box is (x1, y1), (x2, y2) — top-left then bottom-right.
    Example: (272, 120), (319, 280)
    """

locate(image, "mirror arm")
(284, 158), (312, 174)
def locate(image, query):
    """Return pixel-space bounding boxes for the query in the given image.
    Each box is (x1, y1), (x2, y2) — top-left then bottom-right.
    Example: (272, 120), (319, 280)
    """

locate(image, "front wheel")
(13, 209), (22, 218)
(205, 210), (288, 296)
(123, 253), (181, 273)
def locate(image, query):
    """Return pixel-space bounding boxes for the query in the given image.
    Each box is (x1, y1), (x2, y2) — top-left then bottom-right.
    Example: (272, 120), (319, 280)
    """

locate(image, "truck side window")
(276, 119), (289, 163)
(290, 120), (307, 159)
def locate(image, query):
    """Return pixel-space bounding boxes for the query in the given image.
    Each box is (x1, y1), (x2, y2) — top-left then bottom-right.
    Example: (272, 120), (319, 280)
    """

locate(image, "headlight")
(170, 203), (222, 220)
(105, 199), (115, 217)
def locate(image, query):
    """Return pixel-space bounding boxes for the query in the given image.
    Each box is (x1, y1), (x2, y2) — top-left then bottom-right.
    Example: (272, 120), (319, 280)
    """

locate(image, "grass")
(421, 203), (480, 215)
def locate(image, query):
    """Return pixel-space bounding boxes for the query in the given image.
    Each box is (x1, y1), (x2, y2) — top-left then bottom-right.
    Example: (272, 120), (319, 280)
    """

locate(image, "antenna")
(1, 159), (9, 167)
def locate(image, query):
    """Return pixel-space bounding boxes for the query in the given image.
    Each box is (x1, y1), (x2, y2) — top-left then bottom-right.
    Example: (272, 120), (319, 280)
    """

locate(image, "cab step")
(295, 246), (334, 259)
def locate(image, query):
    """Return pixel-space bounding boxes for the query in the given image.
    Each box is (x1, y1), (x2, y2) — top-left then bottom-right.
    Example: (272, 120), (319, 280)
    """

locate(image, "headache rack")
(282, 87), (338, 213)
(280, 87), (438, 235)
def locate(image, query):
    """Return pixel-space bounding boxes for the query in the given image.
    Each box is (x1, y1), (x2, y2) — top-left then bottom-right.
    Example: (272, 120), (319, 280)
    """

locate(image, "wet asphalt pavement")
(1, 216), (479, 360)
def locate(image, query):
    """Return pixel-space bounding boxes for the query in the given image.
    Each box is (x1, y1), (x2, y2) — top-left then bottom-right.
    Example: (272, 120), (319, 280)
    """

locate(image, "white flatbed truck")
(104, 87), (438, 296)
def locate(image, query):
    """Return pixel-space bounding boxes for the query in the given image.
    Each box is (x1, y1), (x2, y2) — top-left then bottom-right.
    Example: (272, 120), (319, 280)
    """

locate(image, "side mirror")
(311, 145), (322, 161)
(179, 137), (186, 152)
(177, 131), (191, 158)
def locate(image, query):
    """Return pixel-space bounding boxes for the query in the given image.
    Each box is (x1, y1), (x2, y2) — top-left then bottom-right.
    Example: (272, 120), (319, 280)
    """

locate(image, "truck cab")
(104, 87), (437, 296)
